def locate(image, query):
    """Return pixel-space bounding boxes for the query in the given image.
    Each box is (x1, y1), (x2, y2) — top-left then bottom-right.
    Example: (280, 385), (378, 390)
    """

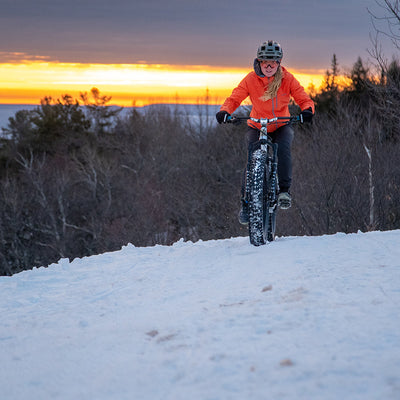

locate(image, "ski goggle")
(259, 60), (279, 68)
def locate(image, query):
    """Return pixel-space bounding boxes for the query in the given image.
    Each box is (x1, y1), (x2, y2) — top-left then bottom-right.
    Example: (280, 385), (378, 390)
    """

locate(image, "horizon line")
(0, 61), (328, 107)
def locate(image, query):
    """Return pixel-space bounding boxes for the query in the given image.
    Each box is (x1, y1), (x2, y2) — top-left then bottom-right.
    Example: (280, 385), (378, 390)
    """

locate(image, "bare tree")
(370, 0), (400, 47)
(368, 0), (400, 69)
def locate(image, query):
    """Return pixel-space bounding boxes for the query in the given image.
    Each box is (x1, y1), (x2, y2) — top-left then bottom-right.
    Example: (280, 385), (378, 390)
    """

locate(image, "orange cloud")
(0, 61), (326, 106)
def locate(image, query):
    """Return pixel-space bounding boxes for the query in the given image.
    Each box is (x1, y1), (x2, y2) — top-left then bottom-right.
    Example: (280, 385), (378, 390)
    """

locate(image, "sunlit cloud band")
(0, 61), (326, 106)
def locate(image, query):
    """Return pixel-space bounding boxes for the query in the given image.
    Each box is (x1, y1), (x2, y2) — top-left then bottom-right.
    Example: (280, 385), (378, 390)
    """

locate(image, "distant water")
(0, 103), (226, 130)
(0, 104), (37, 130)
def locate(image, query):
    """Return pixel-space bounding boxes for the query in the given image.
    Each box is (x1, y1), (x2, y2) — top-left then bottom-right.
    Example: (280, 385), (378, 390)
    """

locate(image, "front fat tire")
(248, 149), (271, 246)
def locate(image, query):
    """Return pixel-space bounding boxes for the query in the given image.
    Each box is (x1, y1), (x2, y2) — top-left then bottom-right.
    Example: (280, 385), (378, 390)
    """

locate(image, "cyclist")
(216, 40), (314, 224)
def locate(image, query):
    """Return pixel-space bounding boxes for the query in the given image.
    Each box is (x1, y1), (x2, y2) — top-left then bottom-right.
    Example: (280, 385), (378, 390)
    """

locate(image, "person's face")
(260, 60), (279, 77)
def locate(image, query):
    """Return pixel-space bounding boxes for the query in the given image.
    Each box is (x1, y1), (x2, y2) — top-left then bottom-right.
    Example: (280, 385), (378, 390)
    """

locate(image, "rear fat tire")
(267, 205), (277, 242)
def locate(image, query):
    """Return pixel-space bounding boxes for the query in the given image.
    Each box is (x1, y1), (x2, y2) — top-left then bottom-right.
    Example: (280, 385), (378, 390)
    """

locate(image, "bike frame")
(232, 114), (299, 201)
(228, 114), (300, 244)
(248, 116), (298, 209)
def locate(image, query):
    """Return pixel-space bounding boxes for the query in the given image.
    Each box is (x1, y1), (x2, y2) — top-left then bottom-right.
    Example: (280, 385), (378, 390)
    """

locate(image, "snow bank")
(1, 231), (399, 400)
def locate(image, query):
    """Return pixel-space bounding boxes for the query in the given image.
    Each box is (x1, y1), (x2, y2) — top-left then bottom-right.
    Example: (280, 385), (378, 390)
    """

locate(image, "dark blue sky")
(0, 0), (396, 71)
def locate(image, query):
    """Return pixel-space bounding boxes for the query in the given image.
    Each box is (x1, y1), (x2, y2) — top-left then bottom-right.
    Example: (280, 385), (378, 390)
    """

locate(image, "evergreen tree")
(314, 54), (340, 113)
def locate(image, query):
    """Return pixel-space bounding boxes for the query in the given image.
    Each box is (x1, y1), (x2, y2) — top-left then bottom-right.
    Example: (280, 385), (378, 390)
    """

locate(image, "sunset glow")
(0, 62), (326, 106)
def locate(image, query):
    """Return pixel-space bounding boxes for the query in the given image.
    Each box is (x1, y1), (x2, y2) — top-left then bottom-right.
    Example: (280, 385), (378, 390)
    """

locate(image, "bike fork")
(268, 142), (279, 209)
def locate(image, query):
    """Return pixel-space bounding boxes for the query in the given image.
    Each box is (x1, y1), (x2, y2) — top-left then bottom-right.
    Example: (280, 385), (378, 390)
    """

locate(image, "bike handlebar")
(227, 115), (302, 124)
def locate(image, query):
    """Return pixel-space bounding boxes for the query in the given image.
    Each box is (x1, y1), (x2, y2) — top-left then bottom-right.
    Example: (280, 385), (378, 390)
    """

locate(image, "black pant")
(243, 125), (294, 196)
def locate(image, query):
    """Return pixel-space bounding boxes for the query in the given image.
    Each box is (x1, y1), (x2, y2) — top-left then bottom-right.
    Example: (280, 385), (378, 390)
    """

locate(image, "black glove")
(300, 107), (314, 123)
(216, 110), (230, 124)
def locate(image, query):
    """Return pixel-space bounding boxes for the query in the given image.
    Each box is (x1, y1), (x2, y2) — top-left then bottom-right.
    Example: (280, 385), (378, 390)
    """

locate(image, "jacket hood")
(253, 58), (264, 77)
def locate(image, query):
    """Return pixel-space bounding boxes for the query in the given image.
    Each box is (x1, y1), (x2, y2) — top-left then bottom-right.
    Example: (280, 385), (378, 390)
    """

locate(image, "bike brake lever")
(227, 116), (243, 125)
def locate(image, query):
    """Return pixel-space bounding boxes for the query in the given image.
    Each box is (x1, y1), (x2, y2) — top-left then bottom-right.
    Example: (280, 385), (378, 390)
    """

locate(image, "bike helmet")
(257, 40), (283, 61)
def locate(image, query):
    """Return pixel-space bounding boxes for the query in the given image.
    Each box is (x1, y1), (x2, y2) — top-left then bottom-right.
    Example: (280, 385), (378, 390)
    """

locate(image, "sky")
(0, 0), (397, 105)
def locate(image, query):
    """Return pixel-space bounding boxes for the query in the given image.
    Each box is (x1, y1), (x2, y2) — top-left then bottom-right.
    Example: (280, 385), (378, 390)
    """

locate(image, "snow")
(1, 230), (400, 400)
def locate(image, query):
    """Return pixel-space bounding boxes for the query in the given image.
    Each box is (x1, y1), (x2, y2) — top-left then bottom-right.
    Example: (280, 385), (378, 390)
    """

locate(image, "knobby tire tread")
(248, 149), (271, 246)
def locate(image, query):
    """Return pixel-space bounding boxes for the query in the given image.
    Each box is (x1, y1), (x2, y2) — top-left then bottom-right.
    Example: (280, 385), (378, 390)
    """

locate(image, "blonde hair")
(259, 66), (283, 101)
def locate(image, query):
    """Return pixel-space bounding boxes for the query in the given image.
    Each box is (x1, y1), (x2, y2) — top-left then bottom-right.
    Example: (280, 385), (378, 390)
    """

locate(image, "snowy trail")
(1, 231), (400, 400)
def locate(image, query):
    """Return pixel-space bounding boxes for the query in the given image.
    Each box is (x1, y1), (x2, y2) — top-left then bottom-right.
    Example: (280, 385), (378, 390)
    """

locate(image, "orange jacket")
(220, 66), (314, 132)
